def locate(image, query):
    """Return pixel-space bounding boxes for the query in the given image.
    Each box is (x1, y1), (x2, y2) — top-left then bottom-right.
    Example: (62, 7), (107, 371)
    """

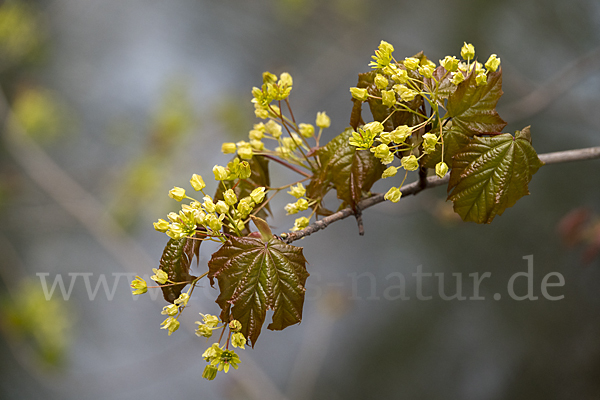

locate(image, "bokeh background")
(1, 0), (600, 399)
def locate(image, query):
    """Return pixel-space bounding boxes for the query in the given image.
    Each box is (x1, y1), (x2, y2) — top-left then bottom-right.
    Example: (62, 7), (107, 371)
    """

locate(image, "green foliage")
(447, 127), (544, 223)
(137, 41), (546, 380)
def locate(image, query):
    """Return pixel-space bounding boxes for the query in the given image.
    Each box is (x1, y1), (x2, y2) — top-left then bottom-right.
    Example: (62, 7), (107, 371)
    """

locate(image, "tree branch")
(282, 146), (600, 244)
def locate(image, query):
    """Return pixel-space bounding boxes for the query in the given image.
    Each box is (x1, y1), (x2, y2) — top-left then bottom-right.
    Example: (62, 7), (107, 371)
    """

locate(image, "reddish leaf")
(208, 237), (309, 346)
(158, 234), (200, 303)
(447, 67), (507, 136)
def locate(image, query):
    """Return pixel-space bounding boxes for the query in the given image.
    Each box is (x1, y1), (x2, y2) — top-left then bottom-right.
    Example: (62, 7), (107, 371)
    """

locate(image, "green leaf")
(447, 68), (507, 136)
(208, 237), (309, 346)
(447, 128), (544, 224)
(158, 234), (200, 303)
(307, 128), (384, 211)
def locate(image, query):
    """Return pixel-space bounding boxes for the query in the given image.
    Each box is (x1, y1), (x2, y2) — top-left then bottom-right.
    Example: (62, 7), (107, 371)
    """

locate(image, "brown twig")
(282, 146), (600, 244)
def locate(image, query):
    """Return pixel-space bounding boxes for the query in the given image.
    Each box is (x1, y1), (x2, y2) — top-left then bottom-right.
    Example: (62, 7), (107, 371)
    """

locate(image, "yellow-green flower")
(130, 276), (147, 295)
(169, 187), (186, 201)
(316, 111), (330, 128)
(384, 187), (402, 203)
(461, 42), (475, 61)
(213, 165), (228, 181)
(161, 304), (179, 316)
(160, 317), (180, 336)
(374, 74), (389, 90)
(350, 87), (369, 101)
(287, 183), (306, 199)
(403, 57), (420, 70)
(153, 219), (169, 232)
(299, 123), (315, 138)
(292, 216), (310, 231)
(151, 268), (168, 285)
(250, 187), (266, 203)
(435, 161), (449, 178)
(231, 332), (246, 349)
(381, 90), (396, 107)
(221, 142), (236, 154)
(401, 155), (419, 171)
(224, 189), (237, 206)
(202, 365), (218, 381)
(190, 174), (206, 191)
(382, 166), (398, 179)
(440, 55), (459, 72)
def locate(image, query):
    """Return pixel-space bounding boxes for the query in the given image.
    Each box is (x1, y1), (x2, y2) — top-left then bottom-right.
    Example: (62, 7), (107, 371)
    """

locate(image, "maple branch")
(282, 146), (600, 244)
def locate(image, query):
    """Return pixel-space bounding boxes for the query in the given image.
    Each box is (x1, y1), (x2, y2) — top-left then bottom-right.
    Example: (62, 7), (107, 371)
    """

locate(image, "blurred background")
(1, 0), (600, 399)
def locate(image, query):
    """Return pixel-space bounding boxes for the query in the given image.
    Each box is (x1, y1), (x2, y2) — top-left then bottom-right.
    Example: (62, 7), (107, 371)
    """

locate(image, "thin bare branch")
(283, 146), (600, 244)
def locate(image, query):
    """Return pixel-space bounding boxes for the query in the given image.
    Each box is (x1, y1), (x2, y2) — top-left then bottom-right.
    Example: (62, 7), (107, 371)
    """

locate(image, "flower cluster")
(153, 165), (267, 241)
(199, 318), (246, 380)
(349, 41), (501, 203)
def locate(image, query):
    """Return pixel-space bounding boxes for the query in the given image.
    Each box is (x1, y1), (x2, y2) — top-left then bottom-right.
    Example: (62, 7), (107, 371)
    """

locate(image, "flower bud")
(231, 332), (246, 349)
(190, 174), (206, 191)
(160, 317), (180, 336)
(422, 133), (438, 154)
(374, 74), (389, 89)
(381, 90), (396, 107)
(262, 71), (277, 84)
(461, 42), (475, 60)
(250, 187), (266, 203)
(224, 189), (237, 206)
(371, 143), (391, 159)
(237, 146), (253, 160)
(151, 268), (168, 285)
(476, 71), (487, 86)
(153, 219), (170, 232)
(440, 55), (459, 72)
(238, 161), (252, 179)
(392, 69), (408, 84)
(401, 155), (419, 171)
(169, 187), (186, 201)
(229, 320), (242, 331)
(299, 123), (315, 138)
(202, 365), (218, 381)
(384, 186), (402, 203)
(279, 72), (293, 87)
(390, 125), (412, 143)
(130, 276), (147, 295)
(221, 142), (236, 154)
(292, 216), (310, 231)
(203, 196), (216, 213)
(382, 166), (398, 179)
(485, 54), (501, 72)
(435, 161), (449, 178)
(295, 198), (309, 211)
(350, 87), (369, 101)
(451, 71), (465, 85)
(403, 57), (420, 70)
(215, 200), (229, 214)
(287, 183), (306, 199)
(265, 120), (282, 138)
(316, 111), (330, 128)
(213, 165), (228, 181)
(285, 203), (299, 215)
(418, 64), (434, 78)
